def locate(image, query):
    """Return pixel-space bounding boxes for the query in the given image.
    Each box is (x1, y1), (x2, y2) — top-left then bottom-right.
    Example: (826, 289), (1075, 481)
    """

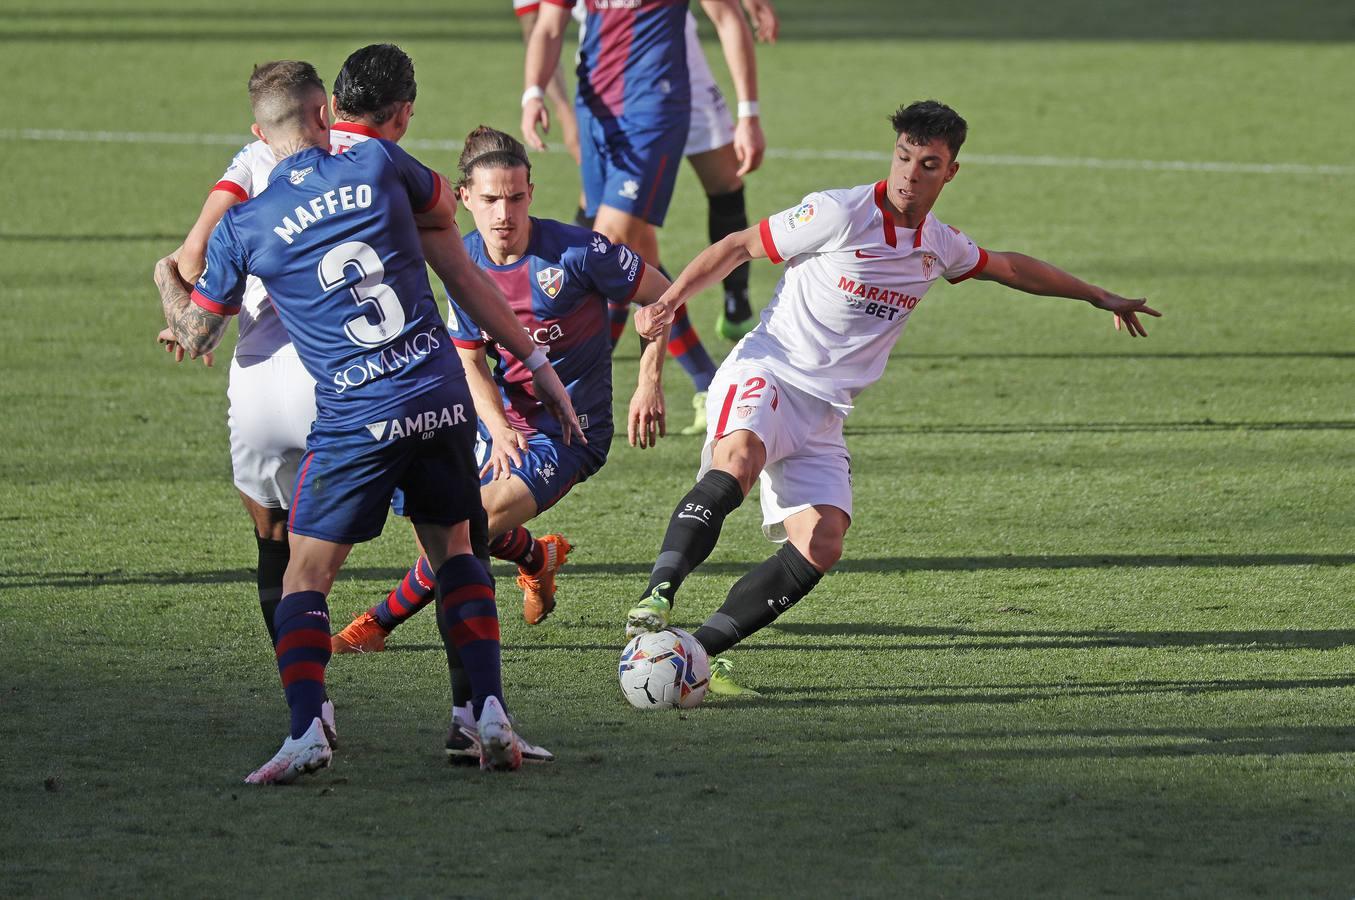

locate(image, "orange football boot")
(515, 534), (571, 625)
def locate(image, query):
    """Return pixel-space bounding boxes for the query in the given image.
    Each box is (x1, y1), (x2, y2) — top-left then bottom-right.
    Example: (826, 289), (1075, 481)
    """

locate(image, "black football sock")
(644, 470), (745, 603)
(694, 542), (823, 656)
(708, 188), (751, 320)
(573, 206), (595, 229)
(255, 533), (290, 646)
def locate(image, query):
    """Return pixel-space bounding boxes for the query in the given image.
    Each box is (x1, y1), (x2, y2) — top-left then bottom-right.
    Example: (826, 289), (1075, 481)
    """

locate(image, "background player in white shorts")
(624, 99), (1162, 694)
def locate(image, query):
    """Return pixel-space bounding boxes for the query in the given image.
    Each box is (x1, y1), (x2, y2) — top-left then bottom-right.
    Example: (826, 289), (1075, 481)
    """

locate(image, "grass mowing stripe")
(3, 126), (1353, 177)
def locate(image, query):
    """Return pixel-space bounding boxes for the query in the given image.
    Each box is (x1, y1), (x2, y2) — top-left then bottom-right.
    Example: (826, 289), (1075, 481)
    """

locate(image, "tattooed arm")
(153, 253), (227, 366)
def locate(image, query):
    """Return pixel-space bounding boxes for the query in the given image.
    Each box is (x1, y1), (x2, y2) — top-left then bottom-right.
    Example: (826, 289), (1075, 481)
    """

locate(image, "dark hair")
(333, 44), (417, 124)
(890, 100), (968, 159)
(457, 126), (531, 189)
(248, 61), (326, 131)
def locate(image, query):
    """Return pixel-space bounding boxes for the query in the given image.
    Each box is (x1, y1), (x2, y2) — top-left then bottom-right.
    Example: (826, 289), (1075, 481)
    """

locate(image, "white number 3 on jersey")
(319, 240), (406, 348)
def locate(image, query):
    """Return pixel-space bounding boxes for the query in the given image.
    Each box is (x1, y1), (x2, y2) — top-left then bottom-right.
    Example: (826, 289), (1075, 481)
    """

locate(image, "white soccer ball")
(618, 627), (711, 710)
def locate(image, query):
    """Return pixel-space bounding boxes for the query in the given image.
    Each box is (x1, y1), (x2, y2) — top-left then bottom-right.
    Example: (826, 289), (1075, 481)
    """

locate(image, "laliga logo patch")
(536, 266), (564, 298)
(922, 253), (939, 278)
(288, 166), (314, 185)
(785, 200), (816, 231)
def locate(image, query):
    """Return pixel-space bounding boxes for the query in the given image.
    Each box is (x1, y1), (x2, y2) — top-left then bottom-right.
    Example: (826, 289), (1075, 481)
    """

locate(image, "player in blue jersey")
(522, 0), (768, 435)
(154, 61), (582, 782)
(332, 127), (675, 701)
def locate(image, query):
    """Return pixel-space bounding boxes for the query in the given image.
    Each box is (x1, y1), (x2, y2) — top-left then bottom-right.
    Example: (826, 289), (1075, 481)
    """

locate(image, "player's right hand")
(157, 327), (214, 367)
(480, 423), (528, 481)
(521, 98), (550, 152)
(531, 362), (586, 446)
(1093, 292), (1161, 337)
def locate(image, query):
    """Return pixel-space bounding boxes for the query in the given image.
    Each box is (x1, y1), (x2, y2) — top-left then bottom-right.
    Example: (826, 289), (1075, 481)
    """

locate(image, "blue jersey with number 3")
(192, 140), (461, 429)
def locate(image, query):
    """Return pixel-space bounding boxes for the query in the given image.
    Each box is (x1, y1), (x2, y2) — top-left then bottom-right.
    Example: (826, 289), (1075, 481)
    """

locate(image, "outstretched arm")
(977, 251), (1162, 337)
(153, 253), (228, 365)
(634, 225), (764, 340)
(178, 189), (242, 282)
(700, 0), (765, 177)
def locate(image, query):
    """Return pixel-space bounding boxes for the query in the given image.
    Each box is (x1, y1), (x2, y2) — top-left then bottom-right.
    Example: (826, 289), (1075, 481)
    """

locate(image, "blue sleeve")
(377, 139), (441, 213)
(190, 217), (248, 315)
(571, 232), (645, 303)
(443, 291), (488, 348)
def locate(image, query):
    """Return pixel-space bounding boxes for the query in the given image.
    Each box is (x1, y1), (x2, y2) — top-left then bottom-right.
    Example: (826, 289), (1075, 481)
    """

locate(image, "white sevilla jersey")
(734, 181), (988, 414)
(211, 123), (382, 358)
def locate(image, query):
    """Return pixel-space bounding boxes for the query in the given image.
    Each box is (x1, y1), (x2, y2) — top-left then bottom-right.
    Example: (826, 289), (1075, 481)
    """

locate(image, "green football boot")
(679, 390), (709, 436)
(715, 311), (755, 342)
(625, 584), (672, 638)
(706, 656), (762, 697)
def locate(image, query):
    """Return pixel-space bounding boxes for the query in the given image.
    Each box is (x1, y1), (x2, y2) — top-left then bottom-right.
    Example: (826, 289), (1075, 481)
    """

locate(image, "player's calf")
(693, 542), (824, 657)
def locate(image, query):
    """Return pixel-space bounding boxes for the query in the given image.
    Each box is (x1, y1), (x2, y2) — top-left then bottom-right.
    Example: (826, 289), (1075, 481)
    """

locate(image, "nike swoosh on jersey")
(854, 250), (883, 259)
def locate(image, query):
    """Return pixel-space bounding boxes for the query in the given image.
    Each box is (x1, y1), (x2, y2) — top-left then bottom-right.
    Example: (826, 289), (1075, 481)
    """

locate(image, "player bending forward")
(626, 100), (1161, 694)
(334, 125), (673, 656)
(157, 61), (581, 780)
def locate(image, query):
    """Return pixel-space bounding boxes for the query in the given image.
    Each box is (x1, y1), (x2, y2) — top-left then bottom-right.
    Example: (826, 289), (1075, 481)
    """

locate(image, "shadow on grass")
(5, 552), (1352, 590)
(748, 673), (1355, 709)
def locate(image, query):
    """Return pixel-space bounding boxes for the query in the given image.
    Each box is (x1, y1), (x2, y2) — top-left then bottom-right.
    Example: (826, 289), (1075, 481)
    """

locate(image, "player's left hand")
(157, 327), (214, 367)
(733, 116), (766, 177)
(628, 380), (666, 449)
(1092, 291), (1161, 337)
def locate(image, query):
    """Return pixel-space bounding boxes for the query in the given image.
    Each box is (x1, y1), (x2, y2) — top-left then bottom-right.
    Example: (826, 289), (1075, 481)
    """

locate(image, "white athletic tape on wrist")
(521, 85), (546, 108)
(523, 347), (549, 372)
(737, 100), (760, 118)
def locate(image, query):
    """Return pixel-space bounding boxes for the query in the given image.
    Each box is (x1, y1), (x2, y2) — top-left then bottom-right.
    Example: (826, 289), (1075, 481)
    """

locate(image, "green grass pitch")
(1, 0), (1353, 895)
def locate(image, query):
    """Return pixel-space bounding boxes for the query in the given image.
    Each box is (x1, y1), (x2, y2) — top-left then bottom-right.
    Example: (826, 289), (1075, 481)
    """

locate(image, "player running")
(625, 100), (1162, 695)
(332, 125), (673, 657)
(522, 0), (768, 436)
(155, 60), (581, 781)
(514, 0), (776, 344)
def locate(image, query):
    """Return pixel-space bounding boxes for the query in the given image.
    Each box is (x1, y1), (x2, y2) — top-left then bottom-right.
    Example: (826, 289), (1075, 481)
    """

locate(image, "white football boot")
(244, 717), (332, 785)
(448, 709), (555, 765)
(476, 696), (523, 771)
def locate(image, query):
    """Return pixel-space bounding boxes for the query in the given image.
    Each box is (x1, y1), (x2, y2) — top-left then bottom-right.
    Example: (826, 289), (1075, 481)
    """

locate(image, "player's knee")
(711, 438), (764, 495)
(794, 509), (848, 572)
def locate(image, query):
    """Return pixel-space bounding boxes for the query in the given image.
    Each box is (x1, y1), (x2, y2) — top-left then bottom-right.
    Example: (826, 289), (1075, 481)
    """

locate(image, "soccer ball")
(618, 628), (710, 710)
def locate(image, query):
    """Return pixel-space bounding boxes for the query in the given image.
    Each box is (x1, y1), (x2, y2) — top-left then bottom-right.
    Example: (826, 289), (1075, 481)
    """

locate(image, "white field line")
(2, 126), (1351, 177)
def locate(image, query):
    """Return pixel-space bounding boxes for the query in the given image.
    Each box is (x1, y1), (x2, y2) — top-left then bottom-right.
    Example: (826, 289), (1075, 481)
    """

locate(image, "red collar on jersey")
(873, 180), (925, 249)
(332, 120), (383, 139)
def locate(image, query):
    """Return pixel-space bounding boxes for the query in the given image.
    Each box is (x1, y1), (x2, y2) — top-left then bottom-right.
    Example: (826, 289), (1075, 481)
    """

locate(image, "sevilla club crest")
(922, 253), (939, 279)
(536, 266), (564, 298)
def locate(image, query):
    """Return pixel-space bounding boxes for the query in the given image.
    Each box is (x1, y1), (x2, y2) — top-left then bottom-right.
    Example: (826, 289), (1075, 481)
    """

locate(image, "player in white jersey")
(623, 100), (1161, 694)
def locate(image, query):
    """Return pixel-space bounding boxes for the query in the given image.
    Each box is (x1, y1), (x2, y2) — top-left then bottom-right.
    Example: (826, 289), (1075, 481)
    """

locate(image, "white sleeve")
(213, 143), (257, 201)
(758, 192), (853, 264)
(939, 223), (989, 284)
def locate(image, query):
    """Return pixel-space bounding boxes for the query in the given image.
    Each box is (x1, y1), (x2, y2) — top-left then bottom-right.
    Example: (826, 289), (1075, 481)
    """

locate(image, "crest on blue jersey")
(536, 266), (564, 299)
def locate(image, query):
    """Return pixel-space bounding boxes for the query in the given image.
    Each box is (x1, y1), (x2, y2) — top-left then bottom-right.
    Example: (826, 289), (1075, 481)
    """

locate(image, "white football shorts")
(227, 354), (317, 509)
(699, 362), (853, 542)
(683, 25), (735, 157)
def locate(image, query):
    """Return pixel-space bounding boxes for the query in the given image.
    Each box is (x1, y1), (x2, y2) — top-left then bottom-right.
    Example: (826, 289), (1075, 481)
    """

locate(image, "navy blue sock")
(273, 591), (331, 739)
(434, 555), (504, 719)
